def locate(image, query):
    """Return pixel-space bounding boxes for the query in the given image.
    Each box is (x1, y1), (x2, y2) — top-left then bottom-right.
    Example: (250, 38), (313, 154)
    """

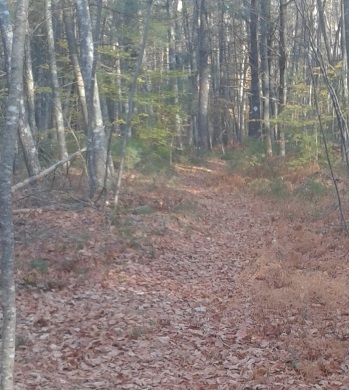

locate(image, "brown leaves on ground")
(11, 162), (349, 389)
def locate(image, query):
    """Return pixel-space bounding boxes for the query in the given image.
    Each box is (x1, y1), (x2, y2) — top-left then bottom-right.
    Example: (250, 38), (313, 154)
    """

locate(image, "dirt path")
(13, 162), (349, 389)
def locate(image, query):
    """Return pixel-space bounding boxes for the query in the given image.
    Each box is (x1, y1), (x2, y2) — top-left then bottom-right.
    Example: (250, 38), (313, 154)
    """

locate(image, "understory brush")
(223, 140), (338, 206)
(112, 138), (173, 176)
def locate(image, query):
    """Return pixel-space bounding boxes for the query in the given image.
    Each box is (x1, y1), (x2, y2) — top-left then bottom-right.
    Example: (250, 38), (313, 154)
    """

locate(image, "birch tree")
(197, 0), (210, 149)
(45, 0), (68, 160)
(260, 0), (272, 155)
(0, 0), (40, 177)
(76, 0), (109, 198)
(249, 0), (261, 137)
(0, 1), (29, 389)
(278, 0), (287, 157)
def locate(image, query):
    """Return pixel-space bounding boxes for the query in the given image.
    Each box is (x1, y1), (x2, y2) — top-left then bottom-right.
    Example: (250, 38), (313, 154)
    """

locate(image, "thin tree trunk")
(249, 0), (261, 137)
(114, 0), (153, 207)
(18, 102), (41, 176)
(0, 0), (40, 177)
(278, 0), (287, 157)
(24, 31), (37, 141)
(63, 0), (89, 127)
(0, 1), (29, 388)
(0, 0), (13, 77)
(76, 0), (109, 198)
(182, 0), (198, 146)
(260, 0), (272, 155)
(167, 0), (183, 150)
(197, 0), (209, 150)
(317, 0), (332, 64)
(45, 0), (68, 160)
(343, 0), (349, 156)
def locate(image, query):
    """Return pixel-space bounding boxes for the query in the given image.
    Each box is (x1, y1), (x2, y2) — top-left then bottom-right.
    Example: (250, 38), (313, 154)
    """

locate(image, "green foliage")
(131, 205), (154, 215)
(248, 177), (290, 198)
(148, 20), (168, 47)
(183, 152), (210, 167)
(287, 133), (319, 169)
(171, 199), (198, 215)
(137, 125), (170, 148)
(112, 138), (172, 174)
(138, 150), (172, 175)
(125, 144), (142, 170)
(227, 139), (267, 174)
(248, 178), (272, 196)
(30, 258), (49, 275)
(270, 178), (290, 198)
(16, 335), (29, 349)
(294, 175), (329, 201)
(35, 86), (52, 94)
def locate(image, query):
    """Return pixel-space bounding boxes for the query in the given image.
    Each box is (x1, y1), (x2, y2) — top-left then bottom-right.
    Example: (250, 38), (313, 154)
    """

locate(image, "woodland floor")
(11, 160), (349, 389)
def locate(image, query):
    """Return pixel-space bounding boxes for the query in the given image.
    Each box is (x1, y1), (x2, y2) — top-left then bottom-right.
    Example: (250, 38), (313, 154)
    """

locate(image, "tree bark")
(18, 102), (41, 177)
(76, 0), (109, 198)
(114, 0), (153, 207)
(317, 0), (332, 64)
(278, 0), (287, 157)
(0, 0), (40, 177)
(45, 0), (68, 160)
(63, 0), (89, 126)
(182, 0), (198, 146)
(344, 0), (349, 86)
(0, 1), (29, 388)
(197, 0), (210, 150)
(249, 0), (261, 137)
(167, 0), (183, 151)
(343, 0), (349, 157)
(24, 31), (37, 141)
(260, 0), (272, 155)
(0, 0), (12, 77)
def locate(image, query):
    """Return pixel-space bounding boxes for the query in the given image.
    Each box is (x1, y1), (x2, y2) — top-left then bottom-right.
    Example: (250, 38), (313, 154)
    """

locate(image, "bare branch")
(11, 148), (87, 193)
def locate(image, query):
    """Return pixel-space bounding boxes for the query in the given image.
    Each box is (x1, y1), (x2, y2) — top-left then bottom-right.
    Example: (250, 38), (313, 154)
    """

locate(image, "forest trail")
(14, 162), (349, 389)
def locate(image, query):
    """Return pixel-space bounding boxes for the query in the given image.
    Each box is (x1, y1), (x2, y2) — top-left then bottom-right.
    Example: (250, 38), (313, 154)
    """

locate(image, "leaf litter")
(11, 161), (349, 389)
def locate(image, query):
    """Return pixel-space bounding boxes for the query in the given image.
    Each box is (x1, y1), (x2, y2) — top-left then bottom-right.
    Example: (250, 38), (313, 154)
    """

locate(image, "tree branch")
(12, 148), (87, 192)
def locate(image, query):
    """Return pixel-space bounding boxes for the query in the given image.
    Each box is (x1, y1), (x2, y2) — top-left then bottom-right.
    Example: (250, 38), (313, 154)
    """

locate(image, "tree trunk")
(344, 0), (349, 87)
(260, 0), (272, 155)
(63, 0), (89, 127)
(317, 0), (332, 64)
(76, 0), (109, 198)
(278, 0), (287, 157)
(249, 0), (261, 137)
(24, 31), (37, 141)
(343, 0), (349, 157)
(167, 0), (183, 151)
(0, 1), (29, 388)
(114, 0), (153, 207)
(197, 0), (210, 150)
(0, 0), (13, 77)
(182, 0), (198, 146)
(18, 102), (41, 176)
(0, 0), (40, 177)
(45, 0), (68, 160)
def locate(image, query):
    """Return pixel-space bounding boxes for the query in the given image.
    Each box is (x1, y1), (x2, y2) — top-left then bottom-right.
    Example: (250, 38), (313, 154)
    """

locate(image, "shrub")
(294, 175), (329, 201)
(227, 139), (267, 174)
(248, 177), (290, 198)
(30, 258), (49, 274)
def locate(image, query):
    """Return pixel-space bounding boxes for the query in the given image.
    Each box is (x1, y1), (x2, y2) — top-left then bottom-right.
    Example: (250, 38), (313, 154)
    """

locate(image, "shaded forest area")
(2, 0), (349, 388)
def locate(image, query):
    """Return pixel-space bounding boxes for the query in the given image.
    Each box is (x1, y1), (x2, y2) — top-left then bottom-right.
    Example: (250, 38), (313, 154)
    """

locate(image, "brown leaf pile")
(10, 162), (349, 389)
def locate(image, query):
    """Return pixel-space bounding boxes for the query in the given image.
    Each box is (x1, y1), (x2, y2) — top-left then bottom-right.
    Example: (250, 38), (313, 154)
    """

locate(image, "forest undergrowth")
(11, 158), (349, 389)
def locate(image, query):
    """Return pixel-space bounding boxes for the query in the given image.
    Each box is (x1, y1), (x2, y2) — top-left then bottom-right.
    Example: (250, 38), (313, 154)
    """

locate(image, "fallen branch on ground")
(12, 148), (87, 193)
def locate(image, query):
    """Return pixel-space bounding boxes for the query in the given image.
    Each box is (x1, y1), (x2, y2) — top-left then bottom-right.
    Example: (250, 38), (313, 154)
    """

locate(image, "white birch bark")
(0, 0), (40, 177)
(0, 1), (29, 388)
(76, 0), (109, 197)
(45, 0), (68, 160)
